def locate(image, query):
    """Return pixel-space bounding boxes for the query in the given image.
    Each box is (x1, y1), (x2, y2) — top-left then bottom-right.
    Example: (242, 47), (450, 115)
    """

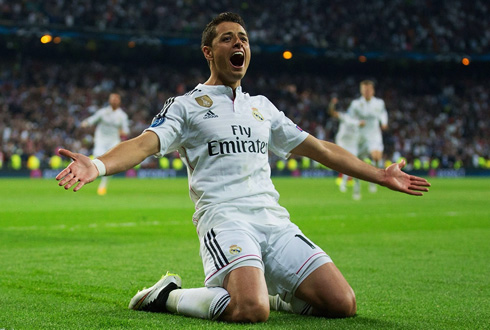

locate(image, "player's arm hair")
(97, 131), (160, 176)
(291, 135), (384, 185)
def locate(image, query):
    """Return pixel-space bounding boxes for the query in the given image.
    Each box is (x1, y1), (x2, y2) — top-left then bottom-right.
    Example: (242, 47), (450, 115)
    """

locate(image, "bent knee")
(226, 301), (270, 323)
(334, 291), (357, 317)
(316, 290), (357, 318)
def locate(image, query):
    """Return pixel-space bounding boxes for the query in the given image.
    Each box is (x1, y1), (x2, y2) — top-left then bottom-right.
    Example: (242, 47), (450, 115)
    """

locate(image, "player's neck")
(203, 77), (241, 98)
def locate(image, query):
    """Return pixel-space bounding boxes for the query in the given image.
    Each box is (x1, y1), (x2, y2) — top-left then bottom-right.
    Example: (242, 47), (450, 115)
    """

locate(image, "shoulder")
(350, 98), (362, 107)
(374, 97), (386, 106)
(117, 108), (129, 117)
(153, 88), (202, 120)
(242, 91), (276, 110)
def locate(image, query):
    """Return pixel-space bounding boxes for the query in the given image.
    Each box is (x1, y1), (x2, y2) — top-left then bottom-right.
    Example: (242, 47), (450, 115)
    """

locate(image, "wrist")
(92, 159), (106, 176)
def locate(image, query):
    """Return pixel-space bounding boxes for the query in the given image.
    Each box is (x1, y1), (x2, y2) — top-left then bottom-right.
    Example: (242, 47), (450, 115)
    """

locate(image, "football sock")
(166, 287), (230, 320)
(353, 179), (361, 192)
(290, 296), (313, 315)
(341, 174), (349, 186)
(99, 176), (108, 189)
(269, 294), (313, 315)
(269, 294), (293, 312)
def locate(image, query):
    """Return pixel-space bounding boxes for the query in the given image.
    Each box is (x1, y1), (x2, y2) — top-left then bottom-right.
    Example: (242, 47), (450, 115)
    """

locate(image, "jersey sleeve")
(346, 100), (359, 117)
(120, 112), (130, 135)
(84, 109), (103, 126)
(145, 97), (185, 157)
(268, 101), (309, 159)
(379, 100), (388, 126)
(339, 112), (361, 126)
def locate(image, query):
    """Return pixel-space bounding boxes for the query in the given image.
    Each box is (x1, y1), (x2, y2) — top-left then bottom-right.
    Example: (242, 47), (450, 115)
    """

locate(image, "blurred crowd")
(1, 0), (488, 54)
(1, 58), (488, 171)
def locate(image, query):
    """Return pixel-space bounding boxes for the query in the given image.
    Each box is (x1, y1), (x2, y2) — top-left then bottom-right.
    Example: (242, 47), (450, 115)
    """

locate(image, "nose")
(233, 37), (243, 48)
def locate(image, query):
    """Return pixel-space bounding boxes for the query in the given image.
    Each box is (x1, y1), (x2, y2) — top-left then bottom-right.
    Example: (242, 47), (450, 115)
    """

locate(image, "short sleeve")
(379, 100), (388, 126)
(120, 112), (130, 135)
(145, 97), (185, 157)
(268, 101), (309, 159)
(85, 109), (103, 125)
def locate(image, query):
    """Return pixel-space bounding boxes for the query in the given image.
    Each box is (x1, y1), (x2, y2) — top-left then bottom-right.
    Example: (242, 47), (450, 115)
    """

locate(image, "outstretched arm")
(291, 135), (430, 195)
(56, 131), (160, 192)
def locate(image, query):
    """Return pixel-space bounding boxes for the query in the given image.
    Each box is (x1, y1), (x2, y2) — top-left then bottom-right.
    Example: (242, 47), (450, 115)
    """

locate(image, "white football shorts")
(358, 132), (384, 156)
(199, 207), (332, 303)
(335, 135), (359, 156)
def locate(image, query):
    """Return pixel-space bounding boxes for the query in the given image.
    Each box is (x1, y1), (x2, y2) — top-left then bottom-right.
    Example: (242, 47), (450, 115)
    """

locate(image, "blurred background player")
(81, 93), (129, 195)
(328, 97), (365, 200)
(347, 80), (388, 193)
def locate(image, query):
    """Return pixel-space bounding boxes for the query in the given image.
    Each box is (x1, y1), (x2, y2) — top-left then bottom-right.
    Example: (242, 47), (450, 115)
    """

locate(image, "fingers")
(73, 181), (86, 192)
(57, 171), (85, 192)
(58, 148), (76, 160)
(406, 176), (431, 195)
(55, 167), (71, 181)
(57, 170), (76, 188)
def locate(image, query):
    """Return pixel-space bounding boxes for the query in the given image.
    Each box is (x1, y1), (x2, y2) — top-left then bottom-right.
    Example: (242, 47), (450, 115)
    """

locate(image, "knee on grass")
(314, 290), (357, 318)
(223, 298), (270, 323)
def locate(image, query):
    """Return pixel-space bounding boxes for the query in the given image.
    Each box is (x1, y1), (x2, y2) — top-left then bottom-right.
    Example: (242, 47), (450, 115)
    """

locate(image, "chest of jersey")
(185, 95), (271, 156)
(99, 109), (125, 128)
(355, 100), (383, 120)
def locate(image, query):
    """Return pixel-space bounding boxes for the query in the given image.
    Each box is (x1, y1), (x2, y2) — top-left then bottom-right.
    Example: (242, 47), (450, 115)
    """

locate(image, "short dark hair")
(201, 12), (246, 49)
(360, 80), (375, 87)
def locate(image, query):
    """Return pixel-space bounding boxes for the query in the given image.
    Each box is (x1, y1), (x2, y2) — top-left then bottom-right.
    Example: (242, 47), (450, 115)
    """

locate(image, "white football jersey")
(335, 112), (362, 155)
(336, 112), (361, 142)
(146, 84), (308, 222)
(85, 106), (129, 155)
(347, 96), (387, 136)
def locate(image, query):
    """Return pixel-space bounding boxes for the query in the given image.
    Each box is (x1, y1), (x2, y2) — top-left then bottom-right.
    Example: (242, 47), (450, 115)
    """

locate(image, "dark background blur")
(1, 1), (489, 173)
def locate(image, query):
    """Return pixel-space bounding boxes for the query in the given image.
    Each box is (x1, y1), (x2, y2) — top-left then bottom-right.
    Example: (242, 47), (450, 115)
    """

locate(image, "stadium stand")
(0, 1), (489, 172)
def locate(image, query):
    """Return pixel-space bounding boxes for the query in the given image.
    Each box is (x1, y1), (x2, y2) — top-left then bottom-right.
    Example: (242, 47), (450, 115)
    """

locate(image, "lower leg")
(167, 287), (230, 320)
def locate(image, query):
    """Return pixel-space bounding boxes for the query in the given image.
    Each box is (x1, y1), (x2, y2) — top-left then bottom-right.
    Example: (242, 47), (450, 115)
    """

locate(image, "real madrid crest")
(252, 107), (264, 121)
(195, 95), (213, 108)
(229, 245), (242, 255)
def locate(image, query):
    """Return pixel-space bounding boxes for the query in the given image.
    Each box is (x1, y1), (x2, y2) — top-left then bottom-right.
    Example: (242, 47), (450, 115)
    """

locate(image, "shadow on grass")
(267, 311), (400, 329)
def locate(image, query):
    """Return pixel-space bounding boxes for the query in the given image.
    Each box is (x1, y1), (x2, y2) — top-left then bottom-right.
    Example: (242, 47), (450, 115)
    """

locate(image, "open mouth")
(230, 51), (245, 68)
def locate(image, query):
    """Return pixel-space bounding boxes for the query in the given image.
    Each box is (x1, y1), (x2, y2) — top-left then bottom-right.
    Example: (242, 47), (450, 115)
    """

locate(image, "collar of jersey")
(196, 83), (242, 99)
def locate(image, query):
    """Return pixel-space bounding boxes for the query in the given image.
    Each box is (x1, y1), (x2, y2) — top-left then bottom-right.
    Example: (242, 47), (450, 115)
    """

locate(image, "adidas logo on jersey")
(203, 110), (219, 119)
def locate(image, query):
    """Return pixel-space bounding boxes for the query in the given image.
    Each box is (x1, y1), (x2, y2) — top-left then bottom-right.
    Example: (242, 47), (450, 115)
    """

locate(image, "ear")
(202, 46), (213, 62)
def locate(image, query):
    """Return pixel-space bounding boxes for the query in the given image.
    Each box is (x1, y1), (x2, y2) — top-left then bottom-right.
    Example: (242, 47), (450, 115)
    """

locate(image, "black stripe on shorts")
(204, 229), (229, 270)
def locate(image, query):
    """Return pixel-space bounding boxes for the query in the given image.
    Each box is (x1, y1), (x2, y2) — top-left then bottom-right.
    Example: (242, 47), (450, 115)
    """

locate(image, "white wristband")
(92, 159), (106, 176)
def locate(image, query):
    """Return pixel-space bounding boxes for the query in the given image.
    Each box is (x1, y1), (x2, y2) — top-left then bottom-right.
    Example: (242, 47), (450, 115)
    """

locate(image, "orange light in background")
(53, 36), (61, 44)
(462, 57), (470, 66)
(40, 35), (52, 44)
(128, 41), (136, 48)
(282, 50), (293, 60)
(358, 55), (367, 63)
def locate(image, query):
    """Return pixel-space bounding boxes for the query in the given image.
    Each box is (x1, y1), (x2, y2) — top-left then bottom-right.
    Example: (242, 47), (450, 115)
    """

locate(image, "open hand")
(56, 149), (98, 192)
(383, 159), (431, 196)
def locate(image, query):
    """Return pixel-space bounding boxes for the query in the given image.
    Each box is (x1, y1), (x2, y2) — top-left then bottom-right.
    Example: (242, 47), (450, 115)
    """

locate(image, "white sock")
(353, 179), (361, 192)
(290, 296), (313, 315)
(166, 287), (230, 320)
(99, 176), (109, 189)
(269, 294), (293, 313)
(269, 294), (312, 315)
(341, 175), (349, 186)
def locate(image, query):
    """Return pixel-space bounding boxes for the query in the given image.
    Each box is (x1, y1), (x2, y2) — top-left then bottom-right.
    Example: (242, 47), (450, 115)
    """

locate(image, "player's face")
(360, 84), (375, 100)
(204, 21), (251, 88)
(109, 94), (121, 109)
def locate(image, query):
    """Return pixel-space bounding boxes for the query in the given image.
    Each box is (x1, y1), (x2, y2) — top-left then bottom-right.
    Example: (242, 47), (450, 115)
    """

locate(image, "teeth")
(232, 51), (244, 56)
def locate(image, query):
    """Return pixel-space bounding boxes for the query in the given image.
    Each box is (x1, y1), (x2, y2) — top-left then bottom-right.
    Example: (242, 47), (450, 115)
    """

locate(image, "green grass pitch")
(0, 177), (489, 329)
